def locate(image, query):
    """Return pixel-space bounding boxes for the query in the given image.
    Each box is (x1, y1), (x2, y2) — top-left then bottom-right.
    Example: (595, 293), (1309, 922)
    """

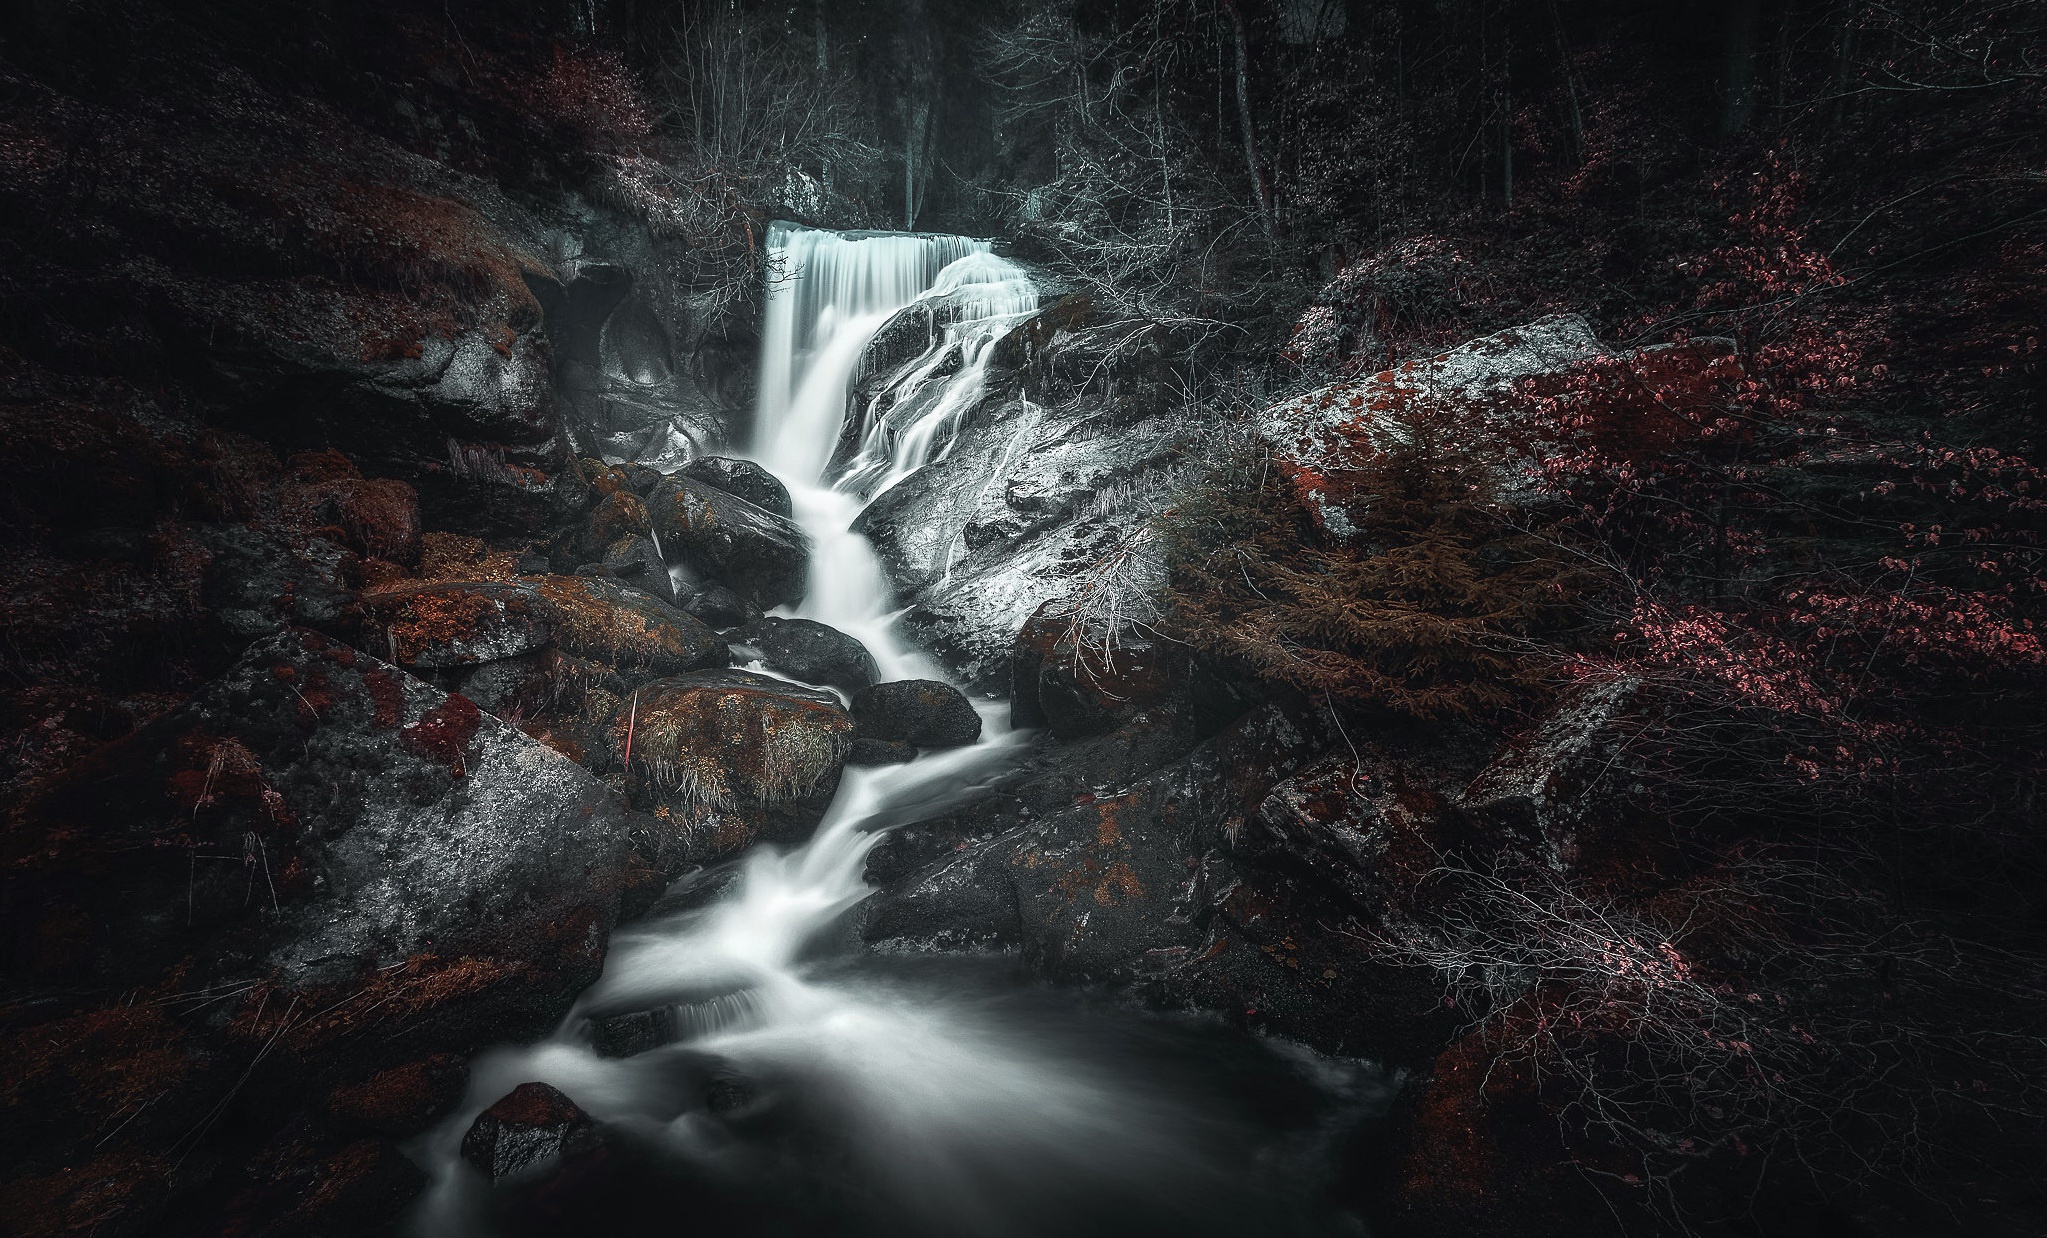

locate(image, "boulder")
(582, 487), (652, 559)
(194, 524), (362, 645)
(361, 579), (559, 668)
(850, 680), (982, 748)
(1264, 316), (1736, 536)
(596, 533), (679, 605)
(1010, 603), (1184, 738)
(619, 670), (855, 854)
(647, 476), (809, 611)
(679, 583), (760, 631)
(678, 456), (793, 518)
(5, 627), (636, 995)
(732, 616), (879, 694)
(460, 1082), (599, 1182)
(530, 575), (725, 681)
(847, 737), (918, 766)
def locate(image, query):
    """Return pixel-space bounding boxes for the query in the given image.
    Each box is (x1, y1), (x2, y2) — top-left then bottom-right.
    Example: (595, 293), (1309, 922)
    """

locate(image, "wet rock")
(1456, 675), (1643, 869)
(288, 455), (424, 568)
(621, 670), (854, 854)
(678, 456), (793, 518)
(582, 487), (651, 560)
(847, 737), (918, 766)
(194, 524), (362, 644)
(850, 680), (982, 748)
(1266, 317), (1736, 536)
(732, 616), (879, 693)
(619, 462), (666, 496)
(679, 583), (760, 631)
(597, 534), (678, 604)
(851, 389), (1187, 691)
(530, 575), (725, 682)
(361, 579), (559, 668)
(646, 476), (808, 611)
(461, 1083), (600, 1182)
(589, 1007), (677, 1059)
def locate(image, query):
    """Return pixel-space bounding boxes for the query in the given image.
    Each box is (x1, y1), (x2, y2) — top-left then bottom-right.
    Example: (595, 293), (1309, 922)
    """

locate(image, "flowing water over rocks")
(409, 226), (1390, 1236)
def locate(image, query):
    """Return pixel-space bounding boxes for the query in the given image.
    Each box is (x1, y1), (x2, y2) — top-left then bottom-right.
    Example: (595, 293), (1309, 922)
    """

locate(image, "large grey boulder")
(646, 475), (810, 611)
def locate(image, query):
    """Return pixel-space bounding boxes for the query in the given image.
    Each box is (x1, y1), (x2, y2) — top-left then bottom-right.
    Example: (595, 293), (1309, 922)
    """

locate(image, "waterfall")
(407, 225), (1371, 1237)
(748, 222), (1038, 681)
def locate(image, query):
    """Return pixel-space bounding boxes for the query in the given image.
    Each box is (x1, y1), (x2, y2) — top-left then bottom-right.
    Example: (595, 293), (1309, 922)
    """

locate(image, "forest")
(1, 1), (2042, 1235)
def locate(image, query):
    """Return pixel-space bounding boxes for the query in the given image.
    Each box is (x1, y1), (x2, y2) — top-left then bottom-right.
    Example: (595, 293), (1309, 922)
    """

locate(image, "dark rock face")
(646, 476), (809, 611)
(361, 579), (560, 668)
(461, 1083), (600, 1182)
(679, 456), (794, 518)
(194, 524), (364, 645)
(1010, 603), (1201, 738)
(7, 627), (637, 990)
(850, 680), (983, 747)
(620, 670), (855, 856)
(530, 575), (726, 683)
(733, 616), (880, 693)
(679, 583), (762, 631)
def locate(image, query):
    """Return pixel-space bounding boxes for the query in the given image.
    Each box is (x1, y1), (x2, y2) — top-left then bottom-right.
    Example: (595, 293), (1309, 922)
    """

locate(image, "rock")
(850, 680), (982, 748)
(621, 670), (855, 853)
(1264, 316), (1736, 536)
(530, 575), (725, 682)
(851, 390), (1187, 691)
(847, 737), (918, 766)
(448, 651), (555, 721)
(326, 1055), (471, 1137)
(514, 550), (552, 576)
(589, 1007), (677, 1059)
(582, 488), (651, 560)
(678, 456), (793, 518)
(732, 616), (879, 693)
(287, 456), (424, 568)
(646, 476), (809, 611)
(194, 524), (362, 644)
(619, 462), (666, 496)
(361, 579), (559, 668)
(1456, 675), (1643, 869)
(596, 533), (678, 604)
(1010, 603), (1187, 738)
(460, 1082), (599, 1182)
(6, 628), (637, 997)
(679, 583), (760, 631)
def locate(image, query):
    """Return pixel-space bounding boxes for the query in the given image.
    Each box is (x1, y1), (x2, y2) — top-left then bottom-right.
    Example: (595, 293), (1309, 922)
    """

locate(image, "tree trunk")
(1721, 0), (1760, 136)
(1219, 0), (1276, 241)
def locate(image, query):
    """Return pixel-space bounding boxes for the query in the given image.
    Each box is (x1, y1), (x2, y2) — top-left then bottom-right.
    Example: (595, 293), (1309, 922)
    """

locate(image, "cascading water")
(408, 225), (1382, 1237)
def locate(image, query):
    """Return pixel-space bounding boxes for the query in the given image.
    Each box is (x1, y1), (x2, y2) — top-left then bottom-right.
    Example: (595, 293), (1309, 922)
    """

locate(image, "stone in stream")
(620, 669), (855, 854)
(460, 1082), (600, 1181)
(847, 737), (919, 766)
(679, 582), (761, 631)
(646, 475), (809, 612)
(678, 455), (794, 519)
(851, 680), (983, 748)
(732, 615), (880, 694)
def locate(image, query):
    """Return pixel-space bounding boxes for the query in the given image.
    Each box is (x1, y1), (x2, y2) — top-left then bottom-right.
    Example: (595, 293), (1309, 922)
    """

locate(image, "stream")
(407, 225), (1392, 1236)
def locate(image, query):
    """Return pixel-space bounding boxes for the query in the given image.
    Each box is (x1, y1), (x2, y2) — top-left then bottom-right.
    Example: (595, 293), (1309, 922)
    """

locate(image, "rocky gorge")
(5, 2), (2045, 1237)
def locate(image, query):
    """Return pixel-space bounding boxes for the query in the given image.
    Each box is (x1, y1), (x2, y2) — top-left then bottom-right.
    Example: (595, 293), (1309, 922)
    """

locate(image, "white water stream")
(409, 225), (1375, 1236)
